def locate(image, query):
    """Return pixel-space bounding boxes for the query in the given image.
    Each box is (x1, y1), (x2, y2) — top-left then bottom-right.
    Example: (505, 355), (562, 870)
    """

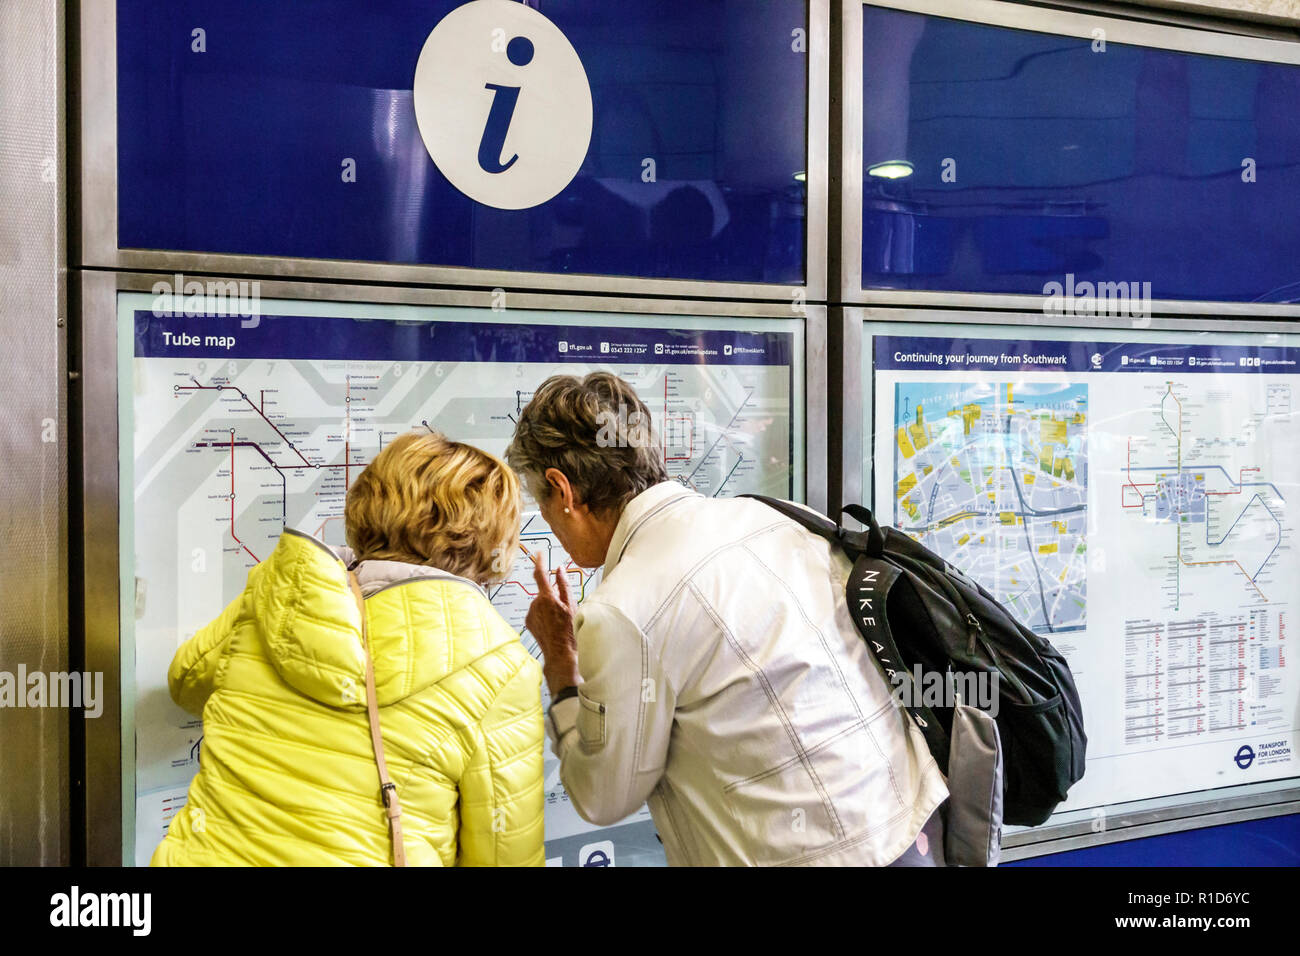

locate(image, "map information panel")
(122, 295), (802, 866)
(890, 380), (1088, 634)
(870, 328), (1298, 813)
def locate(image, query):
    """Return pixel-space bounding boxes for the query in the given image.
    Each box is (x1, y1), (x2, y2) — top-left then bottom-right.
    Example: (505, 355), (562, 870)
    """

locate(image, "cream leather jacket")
(547, 481), (948, 866)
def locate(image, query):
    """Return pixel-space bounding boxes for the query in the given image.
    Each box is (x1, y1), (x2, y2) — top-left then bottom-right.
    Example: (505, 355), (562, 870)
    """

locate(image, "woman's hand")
(525, 550), (581, 696)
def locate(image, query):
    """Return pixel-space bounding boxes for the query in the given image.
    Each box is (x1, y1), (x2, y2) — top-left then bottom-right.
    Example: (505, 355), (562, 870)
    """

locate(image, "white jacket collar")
(603, 480), (698, 575)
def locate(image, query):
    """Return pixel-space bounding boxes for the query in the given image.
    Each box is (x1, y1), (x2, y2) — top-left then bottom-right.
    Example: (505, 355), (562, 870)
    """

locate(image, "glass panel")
(862, 5), (1300, 303)
(119, 291), (804, 865)
(862, 316), (1300, 820)
(117, 0), (809, 284)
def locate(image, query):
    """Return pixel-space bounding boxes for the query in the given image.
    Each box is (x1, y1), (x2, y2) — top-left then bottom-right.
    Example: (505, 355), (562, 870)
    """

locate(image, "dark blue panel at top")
(862, 7), (1300, 303)
(116, 0), (808, 284)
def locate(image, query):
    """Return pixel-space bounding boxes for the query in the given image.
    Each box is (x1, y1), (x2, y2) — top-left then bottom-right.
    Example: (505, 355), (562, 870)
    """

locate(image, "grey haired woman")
(507, 371), (947, 866)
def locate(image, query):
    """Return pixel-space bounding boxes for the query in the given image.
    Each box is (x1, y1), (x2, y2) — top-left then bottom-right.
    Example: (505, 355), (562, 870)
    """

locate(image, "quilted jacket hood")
(250, 528), (504, 710)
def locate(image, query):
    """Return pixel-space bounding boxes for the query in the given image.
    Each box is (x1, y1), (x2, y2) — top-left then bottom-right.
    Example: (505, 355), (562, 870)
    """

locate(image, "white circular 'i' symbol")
(413, 0), (594, 210)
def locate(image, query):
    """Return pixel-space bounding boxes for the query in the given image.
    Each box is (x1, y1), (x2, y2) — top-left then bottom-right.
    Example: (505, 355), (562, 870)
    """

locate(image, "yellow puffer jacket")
(151, 528), (545, 866)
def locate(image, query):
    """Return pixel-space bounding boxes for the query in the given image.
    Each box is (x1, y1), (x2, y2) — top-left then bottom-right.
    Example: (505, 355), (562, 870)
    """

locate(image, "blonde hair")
(345, 431), (521, 583)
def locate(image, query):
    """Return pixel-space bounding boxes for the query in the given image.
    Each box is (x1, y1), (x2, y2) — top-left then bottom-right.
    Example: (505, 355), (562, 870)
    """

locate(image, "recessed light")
(867, 160), (914, 180)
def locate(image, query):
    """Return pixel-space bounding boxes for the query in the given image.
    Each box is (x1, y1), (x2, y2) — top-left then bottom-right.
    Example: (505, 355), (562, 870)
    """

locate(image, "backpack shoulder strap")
(846, 554), (951, 769)
(740, 494), (839, 542)
(739, 495), (885, 559)
(741, 496), (951, 770)
(839, 504), (886, 558)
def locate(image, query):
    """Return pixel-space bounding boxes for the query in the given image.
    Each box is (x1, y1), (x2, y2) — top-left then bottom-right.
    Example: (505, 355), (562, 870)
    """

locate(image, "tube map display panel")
(123, 296), (802, 866)
(870, 328), (1298, 812)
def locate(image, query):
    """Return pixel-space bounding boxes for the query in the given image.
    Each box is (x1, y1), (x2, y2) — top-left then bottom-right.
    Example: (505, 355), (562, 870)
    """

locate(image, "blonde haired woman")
(152, 431), (544, 866)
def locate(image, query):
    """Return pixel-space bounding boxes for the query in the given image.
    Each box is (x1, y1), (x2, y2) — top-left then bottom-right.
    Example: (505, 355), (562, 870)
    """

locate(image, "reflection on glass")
(116, 0), (809, 284)
(861, 6), (1300, 302)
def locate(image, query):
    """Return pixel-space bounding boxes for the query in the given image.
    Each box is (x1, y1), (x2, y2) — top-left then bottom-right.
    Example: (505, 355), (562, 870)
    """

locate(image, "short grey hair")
(506, 372), (669, 516)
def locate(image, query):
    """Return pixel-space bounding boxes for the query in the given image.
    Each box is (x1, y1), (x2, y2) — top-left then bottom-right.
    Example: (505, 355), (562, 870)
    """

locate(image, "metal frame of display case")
(77, 270), (829, 865)
(74, 0), (830, 304)
(0, 0), (69, 867)
(838, 0), (1300, 315)
(838, 303), (1300, 858)
(70, 0), (1300, 864)
(837, 0), (1300, 856)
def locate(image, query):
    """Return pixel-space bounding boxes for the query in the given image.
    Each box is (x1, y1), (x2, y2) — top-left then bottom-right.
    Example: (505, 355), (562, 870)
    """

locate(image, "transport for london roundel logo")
(412, 0), (593, 210)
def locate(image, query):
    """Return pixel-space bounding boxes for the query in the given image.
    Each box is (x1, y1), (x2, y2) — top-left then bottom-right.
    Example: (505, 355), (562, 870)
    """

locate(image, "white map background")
(873, 338), (1298, 815)
(129, 335), (794, 866)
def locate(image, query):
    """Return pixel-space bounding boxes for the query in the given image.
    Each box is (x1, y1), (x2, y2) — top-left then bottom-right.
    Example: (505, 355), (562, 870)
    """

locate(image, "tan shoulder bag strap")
(347, 570), (407, 867)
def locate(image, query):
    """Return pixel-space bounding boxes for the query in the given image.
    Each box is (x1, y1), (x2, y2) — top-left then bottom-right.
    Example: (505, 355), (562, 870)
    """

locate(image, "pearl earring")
(564, 507), (570, 514)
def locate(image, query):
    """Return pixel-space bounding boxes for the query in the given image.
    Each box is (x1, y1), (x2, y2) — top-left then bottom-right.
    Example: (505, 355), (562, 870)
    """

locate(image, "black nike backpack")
(742, 495), (1087, 827)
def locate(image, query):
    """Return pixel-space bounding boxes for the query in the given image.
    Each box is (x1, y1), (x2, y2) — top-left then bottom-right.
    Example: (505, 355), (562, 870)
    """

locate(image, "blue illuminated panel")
(116, 1), (808, 284)
(861, 6), (1300, 303)
(1008, 814), (1300, 866)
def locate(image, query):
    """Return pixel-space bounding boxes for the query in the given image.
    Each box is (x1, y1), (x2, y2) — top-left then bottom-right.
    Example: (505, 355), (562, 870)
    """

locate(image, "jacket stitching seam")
(741, 541), (906, 810)
(398, 587), (410, 699)
(256, 546), (308, 694)
(266, 649), (360, 682)
(477, 651), (538, 867)
(652, 779), (691, 865)
(686, 581), (846, 842)
(721, 719), (868, 793)
(489, 733), (500, 866)
(741, 539), (869, 726)
(197, 717), (418, 805)
(420, 648), (534, 774)
(442, 588), (454, 679)
(457, 758), (537, 803)
(640, 519), (793, 632)
(176, 790), (399, 864)
(480, 700), (543, 738)
(632, 619), (650, 774)
(206, 682), (369, 721)
(774, 799), (919, 867)
(609, 491), (696, 568)
(172, 603), (242, 704)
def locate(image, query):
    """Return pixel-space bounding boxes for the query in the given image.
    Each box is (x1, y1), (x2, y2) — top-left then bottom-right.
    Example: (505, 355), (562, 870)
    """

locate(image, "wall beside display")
(0, 0), (67, 866)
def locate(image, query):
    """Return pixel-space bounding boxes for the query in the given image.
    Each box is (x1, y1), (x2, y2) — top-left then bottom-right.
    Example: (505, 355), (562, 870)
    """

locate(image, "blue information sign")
(117, 0), (809, 284)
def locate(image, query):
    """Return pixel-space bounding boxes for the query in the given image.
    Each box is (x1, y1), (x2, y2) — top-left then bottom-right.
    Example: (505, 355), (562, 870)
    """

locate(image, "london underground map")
(1116, 377), (1291, 615)
(125, 299), (801, 866)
